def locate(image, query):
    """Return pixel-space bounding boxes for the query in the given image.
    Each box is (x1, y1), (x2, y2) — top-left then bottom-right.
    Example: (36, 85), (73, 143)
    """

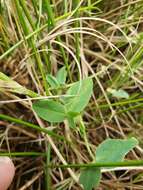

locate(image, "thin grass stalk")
(14, 0), (49, 94)
(73, 0), (81, 64)
(0, 114), (65, 141)
(43, 0), (71, 79)
(0, 152), (46, 157)
(0, 5), (99, 60)
(45, 144), (51, 190)
(47, 160), (143, 169)
(19, 0), (51, 82)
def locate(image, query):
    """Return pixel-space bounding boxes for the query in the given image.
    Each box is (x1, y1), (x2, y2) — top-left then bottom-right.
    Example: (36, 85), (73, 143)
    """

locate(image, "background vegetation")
(0, 0), (143, 189)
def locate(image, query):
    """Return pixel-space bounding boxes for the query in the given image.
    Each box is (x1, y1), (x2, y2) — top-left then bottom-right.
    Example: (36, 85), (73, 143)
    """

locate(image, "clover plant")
(33, 67), (139, 190)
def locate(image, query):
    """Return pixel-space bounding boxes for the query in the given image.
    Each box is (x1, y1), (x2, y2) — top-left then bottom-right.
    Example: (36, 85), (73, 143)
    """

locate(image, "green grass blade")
(0, 114), (65, 141)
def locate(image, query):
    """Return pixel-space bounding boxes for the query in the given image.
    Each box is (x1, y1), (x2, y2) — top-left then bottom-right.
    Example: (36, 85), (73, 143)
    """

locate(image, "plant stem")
(28, 0), (51, 72)
(47, 160), (143, 169)
(98, 97), (143, 109)
(45, 144), (51, 190)
(45, 0), (71, 79)
(0, 152), (142, 169)
(73, 0), (80, 63)
(79, 117), (94, 159)
(0, 114), (65, 141)
(0, 151), (142, 169)
(117, 102), (143, 113)
(19, 0), (36, 29)
(0, 152), (46, 157)
(14, 0), (49, 94)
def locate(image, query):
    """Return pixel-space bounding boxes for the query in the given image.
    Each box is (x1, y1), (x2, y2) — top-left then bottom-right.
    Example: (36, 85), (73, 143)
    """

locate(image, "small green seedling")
(33, 67), (93, 128)
(79, 137), (138, 190)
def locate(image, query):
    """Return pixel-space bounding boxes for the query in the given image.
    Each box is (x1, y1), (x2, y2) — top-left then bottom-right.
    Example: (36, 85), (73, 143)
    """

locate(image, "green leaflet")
(46, 66), (67, 88)
(65, 78), (93, 113)
(96, 137), (138, 162)
(33, 100), (66, 122)
(46, 74), (59, 88)
(107, 88), (129, 99)
(79, 168), (101, 190)
(56, 66), (67, 85)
